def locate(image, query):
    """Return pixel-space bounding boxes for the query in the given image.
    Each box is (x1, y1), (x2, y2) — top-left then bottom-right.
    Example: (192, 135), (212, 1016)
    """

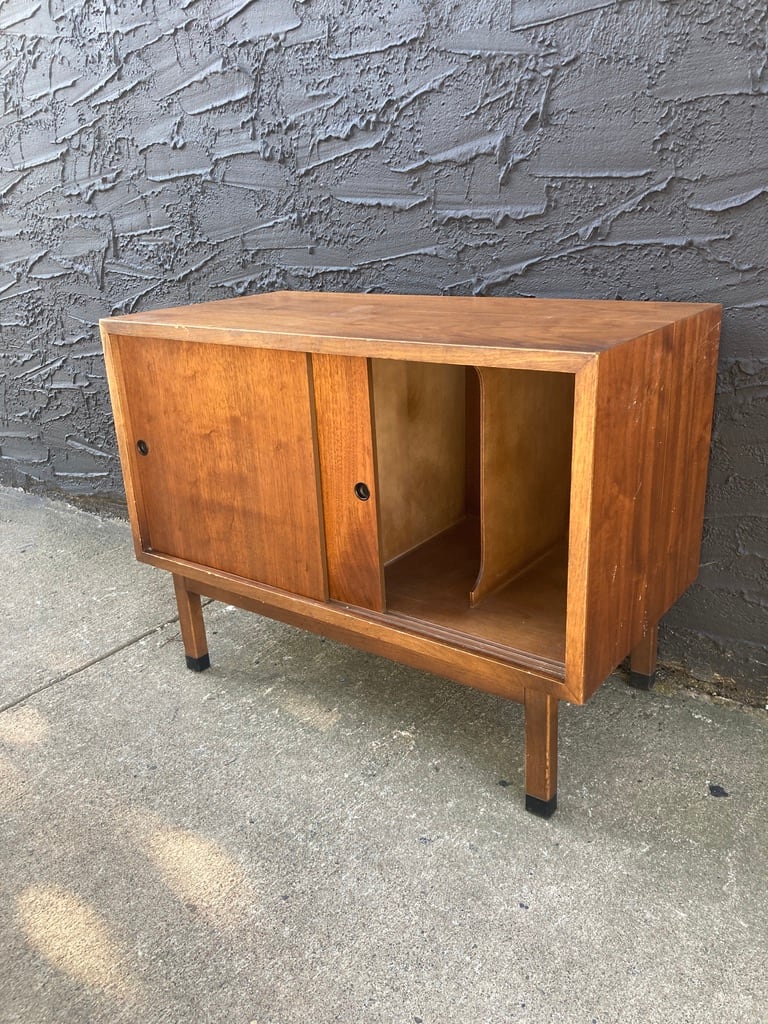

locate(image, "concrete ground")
(1, 485), (766, 1024)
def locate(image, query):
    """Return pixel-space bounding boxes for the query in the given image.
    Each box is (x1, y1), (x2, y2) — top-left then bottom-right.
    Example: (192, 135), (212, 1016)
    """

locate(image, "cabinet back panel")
(372, 360), (467, 564)
(112, 336), (327, 600)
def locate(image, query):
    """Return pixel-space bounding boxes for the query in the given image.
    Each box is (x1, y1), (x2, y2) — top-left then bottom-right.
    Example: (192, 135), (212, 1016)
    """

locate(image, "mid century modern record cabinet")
(100, 291), (721, 817)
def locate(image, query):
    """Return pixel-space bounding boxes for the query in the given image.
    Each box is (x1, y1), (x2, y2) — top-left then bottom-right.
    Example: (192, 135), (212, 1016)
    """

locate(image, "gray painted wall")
(1, 1), (765, 701)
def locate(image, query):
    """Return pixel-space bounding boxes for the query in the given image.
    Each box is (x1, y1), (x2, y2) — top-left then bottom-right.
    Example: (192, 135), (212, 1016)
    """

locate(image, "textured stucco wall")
(1, 1), (766, 700)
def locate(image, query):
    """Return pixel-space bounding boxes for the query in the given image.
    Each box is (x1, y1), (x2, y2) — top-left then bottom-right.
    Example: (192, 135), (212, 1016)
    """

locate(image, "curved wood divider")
(471, 367), (574, 606)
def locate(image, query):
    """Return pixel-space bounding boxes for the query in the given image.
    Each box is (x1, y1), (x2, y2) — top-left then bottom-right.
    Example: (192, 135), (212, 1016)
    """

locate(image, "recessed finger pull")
(136, 439), (149, 456)
(354, 481), (370, 501)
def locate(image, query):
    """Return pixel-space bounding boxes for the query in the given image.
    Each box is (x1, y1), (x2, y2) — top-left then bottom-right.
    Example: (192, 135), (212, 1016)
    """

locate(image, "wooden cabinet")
(101, 291), (721, 817)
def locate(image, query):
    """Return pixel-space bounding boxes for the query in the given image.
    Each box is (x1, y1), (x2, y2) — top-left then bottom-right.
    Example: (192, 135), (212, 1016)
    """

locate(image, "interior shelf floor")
(384, 518), (567, 671)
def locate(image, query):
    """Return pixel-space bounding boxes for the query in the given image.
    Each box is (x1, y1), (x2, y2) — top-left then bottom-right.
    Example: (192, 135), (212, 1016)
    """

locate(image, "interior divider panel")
(471, 368), (575, 607)
(371, 359), (467, 565)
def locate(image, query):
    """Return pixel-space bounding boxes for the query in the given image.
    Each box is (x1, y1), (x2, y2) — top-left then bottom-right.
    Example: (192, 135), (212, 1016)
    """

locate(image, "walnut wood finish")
(173, 574), (210, 671)
(105, 291), (715, 368)
(178, 569), (534, 704)
(524, 689), (558, 817)
(101, 292), (721, 816)
(311, 354), (384, 611)
(566, 313), (721, 699)
(105, 334), (327, 600)
(628, 626), (659, 689)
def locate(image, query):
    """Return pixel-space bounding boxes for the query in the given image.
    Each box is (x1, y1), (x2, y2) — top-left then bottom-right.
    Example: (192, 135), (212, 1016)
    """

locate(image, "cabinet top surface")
(101, 290), (720, 361)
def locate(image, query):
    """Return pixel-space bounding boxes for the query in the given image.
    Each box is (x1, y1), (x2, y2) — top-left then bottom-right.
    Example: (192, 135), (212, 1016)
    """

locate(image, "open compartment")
(371, 359), (575, 669)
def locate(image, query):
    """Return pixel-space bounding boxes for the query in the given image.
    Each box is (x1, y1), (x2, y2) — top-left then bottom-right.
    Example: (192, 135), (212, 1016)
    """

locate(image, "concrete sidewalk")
(1, 485), (766, 1024)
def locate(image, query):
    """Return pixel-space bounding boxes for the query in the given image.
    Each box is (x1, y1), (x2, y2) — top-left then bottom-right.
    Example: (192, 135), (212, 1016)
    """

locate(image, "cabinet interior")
(371, 359), (575, 666)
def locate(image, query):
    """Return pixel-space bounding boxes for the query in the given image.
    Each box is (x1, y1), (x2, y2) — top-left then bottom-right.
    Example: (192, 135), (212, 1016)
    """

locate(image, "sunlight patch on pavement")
(16, 884), (140, 999)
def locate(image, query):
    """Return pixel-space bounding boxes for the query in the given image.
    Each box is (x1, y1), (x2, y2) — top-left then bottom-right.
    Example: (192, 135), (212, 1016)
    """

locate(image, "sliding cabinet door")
(107, 334), (327, 601)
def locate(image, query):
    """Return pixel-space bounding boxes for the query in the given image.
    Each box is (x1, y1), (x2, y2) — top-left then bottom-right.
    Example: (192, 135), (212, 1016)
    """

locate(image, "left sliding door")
(103, 333), (327, 601)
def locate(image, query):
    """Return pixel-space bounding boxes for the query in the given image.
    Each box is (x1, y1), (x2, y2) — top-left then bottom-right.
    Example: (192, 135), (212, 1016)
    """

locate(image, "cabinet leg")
(173, 574), (210, 672)
(628, 625), (658, 690)
(524, 690), (558, 818)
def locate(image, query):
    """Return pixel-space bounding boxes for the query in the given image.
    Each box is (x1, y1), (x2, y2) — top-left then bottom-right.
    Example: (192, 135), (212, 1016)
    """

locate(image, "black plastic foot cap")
(525, 793), (557, 818)
(185, 653), (210, 672)
(628, 670), (656, 691)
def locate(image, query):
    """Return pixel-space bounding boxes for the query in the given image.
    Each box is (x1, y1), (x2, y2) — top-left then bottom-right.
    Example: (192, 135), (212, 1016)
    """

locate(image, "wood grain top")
(101, 290), (720, 365)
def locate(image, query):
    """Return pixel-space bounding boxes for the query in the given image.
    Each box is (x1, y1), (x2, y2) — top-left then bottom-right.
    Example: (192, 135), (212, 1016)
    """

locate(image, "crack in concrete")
(0, 601), (214, 714)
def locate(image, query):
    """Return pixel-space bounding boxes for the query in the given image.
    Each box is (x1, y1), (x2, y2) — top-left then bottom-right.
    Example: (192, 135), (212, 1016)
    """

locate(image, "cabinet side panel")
(653, 315), (721, 607)
(577, 310), (721, 699)
(112, 335), (327, 600)
(312, 354), (385, 611)
(472, 368), (574, 605)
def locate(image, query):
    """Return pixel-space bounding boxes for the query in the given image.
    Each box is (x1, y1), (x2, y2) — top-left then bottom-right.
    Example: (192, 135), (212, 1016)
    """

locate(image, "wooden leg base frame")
(185, 653), (211, 672)
(174, 574), (211, 672)
(524, 690), (558, 817)
(628, 627), (658, 692)
(176, 579), (563, 814)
